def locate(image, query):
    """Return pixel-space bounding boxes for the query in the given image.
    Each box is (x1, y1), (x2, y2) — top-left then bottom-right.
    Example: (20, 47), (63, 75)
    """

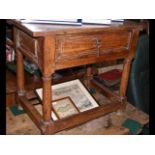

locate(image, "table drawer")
(55, 34), (99, 61)
(17, 30), (37, 54)
(55, 30), (131, 62)
(16, 30), (43, 66)
(99, 30), (131, 54)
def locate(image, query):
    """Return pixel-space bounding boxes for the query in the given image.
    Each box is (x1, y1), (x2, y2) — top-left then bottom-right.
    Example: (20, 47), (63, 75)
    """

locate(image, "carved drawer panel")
(16, 30), (43, 66)
(17, 30), (37, 54)
(55, 34), (99, 61)
(55, 30), (131, 62)
(99, 30), (131, 54)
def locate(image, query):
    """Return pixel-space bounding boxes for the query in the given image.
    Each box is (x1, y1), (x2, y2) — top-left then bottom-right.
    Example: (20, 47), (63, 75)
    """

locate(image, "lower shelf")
(19, 95), (125, 134)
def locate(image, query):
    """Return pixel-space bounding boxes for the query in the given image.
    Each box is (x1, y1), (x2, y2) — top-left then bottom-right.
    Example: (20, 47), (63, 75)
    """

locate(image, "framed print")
(52, 97), (79, 119)
(35, 79), (99, 112)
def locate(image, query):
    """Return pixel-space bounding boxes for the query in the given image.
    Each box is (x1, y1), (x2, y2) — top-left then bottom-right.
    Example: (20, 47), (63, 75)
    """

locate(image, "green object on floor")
(122, 118), (142, 135)
(10, 105), (25, 116)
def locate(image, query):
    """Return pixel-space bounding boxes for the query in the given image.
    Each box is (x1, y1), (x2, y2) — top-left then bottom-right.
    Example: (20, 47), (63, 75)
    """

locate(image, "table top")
(8, 19), (143, 37)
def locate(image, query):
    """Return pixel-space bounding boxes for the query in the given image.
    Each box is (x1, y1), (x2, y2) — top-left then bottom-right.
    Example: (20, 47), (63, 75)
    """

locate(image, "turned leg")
(119, 58), (132, 102)
(85, 65), (95, 89)
(86, 66), (92, 87)
(16, 49), (25, 109)
(41, 36), (55, 125)
(42, 75), (52, 123)
(40, 36), (56, 133)
(16, 50), (25, 95)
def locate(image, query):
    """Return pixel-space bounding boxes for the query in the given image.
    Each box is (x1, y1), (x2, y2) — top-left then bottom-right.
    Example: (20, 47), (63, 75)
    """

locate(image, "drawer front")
(99, 30), (131, 54)
(17, 30), (37, 55)
(55, 30), (131, 62)
(16, 30), (43, 67)
(55, 34), (99, 61)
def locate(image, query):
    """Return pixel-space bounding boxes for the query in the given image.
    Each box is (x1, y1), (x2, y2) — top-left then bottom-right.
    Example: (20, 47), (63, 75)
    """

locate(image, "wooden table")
(10, 20), (143, 134)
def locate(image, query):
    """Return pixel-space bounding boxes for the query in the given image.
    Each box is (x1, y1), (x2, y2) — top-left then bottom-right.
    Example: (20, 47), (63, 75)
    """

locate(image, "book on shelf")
(6, 45), (15, 63)
(93, 69), (122, 88)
